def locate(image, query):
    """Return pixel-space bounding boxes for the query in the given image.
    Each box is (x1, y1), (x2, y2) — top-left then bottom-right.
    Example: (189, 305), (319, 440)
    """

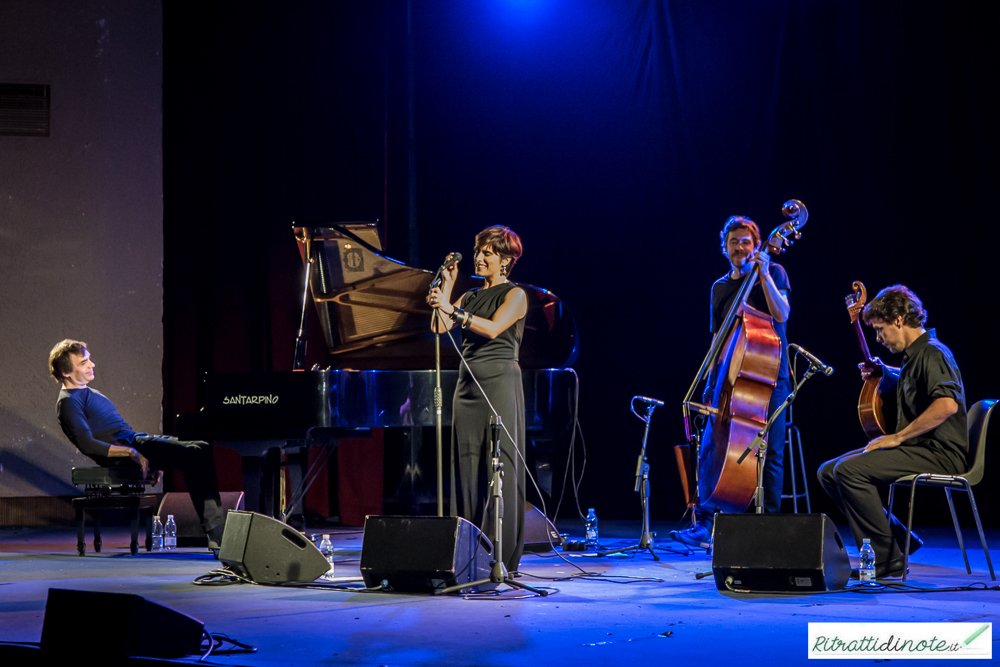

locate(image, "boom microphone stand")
(736, 344), (833, 513)
(600, 396), (665, 560)
(439, 416), (548, 596)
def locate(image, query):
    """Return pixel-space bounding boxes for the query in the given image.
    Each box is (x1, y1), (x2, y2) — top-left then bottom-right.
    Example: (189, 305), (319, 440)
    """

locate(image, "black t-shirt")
(710, 262), (791, 379)
(897, 329), (968, 469)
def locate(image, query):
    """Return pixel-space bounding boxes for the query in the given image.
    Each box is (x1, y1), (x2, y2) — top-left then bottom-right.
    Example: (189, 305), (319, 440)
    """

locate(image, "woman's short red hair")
(474, 225), (523, 274)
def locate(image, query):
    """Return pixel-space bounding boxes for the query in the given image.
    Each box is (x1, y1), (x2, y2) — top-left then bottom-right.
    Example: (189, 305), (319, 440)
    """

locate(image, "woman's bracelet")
(449, 308), (472, 329)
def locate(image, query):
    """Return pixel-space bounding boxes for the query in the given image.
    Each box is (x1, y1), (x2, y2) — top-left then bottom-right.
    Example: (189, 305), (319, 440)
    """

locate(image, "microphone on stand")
(631, 395), (665, 421)
(429, 252), (462, 291)
(633, 395), (665, 407)
(789, 344), (834, 376)
(438, 251), (462, 272)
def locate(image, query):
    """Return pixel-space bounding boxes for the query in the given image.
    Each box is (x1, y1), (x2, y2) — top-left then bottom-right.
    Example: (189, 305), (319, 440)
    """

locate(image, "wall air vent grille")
(0, 83), (51, 137)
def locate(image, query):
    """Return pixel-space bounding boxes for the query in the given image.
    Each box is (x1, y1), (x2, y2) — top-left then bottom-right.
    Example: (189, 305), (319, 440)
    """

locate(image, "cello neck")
(853, 318), (873, 362)
(846, 281), (873, 362)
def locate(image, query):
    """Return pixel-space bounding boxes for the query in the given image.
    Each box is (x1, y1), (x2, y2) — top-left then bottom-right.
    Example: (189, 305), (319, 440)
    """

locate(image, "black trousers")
(817, 444), (962, 563)
(451, 360), (526, 573)
(125, 436), (225, 539)
(761, 378), (791, 513)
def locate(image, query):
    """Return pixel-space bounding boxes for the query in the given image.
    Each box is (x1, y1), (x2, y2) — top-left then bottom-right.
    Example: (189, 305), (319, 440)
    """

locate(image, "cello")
(678, 200), (808, 517)
(845, 281), (898, 438)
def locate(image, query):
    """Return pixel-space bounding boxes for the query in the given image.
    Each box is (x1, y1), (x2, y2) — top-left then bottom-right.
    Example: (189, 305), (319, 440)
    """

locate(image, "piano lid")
(294, 223), (578, 370)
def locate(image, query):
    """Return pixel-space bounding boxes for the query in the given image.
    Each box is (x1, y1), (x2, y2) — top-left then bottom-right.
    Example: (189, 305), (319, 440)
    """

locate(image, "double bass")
(845, 281), (898, 438)
(678, 200), (808, 517)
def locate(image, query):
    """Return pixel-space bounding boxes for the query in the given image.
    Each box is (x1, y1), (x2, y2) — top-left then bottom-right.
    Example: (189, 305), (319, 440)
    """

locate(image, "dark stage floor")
(1, 520), (997, 665)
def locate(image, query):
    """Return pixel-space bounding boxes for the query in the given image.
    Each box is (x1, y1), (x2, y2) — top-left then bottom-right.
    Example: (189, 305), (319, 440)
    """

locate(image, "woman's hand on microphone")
(427, 287), (455, 315)
(441, 261), (459, 285)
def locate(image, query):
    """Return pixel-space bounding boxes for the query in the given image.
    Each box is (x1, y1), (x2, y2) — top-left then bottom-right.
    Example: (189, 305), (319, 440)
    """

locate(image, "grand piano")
(178, 223), (579, 518)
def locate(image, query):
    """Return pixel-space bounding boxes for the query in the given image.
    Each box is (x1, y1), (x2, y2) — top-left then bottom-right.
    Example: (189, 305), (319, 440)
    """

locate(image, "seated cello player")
(817, 285), (963, 579)
(671, 215), (792, 547)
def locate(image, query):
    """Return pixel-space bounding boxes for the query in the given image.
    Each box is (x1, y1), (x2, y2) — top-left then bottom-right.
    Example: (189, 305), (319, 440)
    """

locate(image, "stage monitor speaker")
(219, 510), (328, 584)
(524, 501), (562, 552)
(712, 513), (851, 593)
(40, 588), (204, 659)
(360, 515), (494, 592)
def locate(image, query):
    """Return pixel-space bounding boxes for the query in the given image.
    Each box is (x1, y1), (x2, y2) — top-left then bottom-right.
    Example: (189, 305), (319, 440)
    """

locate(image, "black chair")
(888, 398), (996, 583)
(71, 467), (159, 556)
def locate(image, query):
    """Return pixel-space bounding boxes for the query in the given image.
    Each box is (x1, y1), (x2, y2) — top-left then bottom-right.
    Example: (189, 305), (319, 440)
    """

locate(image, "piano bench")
(70, 467), (160, 557)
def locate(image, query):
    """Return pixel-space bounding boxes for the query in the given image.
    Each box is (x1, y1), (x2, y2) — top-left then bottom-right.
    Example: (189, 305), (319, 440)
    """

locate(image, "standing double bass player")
(671, 215), (793, 547)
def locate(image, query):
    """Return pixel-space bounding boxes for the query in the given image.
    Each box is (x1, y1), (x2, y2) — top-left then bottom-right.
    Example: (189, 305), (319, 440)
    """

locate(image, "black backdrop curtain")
(164, 1), (997, 523)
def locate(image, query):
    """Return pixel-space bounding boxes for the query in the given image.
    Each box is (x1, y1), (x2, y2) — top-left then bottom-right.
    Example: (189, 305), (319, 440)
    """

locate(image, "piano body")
(178, 223), (579, 518)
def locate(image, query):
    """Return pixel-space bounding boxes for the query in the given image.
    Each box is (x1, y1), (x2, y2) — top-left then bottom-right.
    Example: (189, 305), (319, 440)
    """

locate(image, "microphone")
(633, 395), (665, 407)
(429, 252), (462, 290)
(789, 344), (834, 376)
(438, 252), (462, 272)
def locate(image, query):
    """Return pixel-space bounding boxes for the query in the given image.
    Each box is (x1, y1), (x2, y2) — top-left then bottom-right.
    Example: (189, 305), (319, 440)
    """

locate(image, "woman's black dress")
(450, 282), (526, 572)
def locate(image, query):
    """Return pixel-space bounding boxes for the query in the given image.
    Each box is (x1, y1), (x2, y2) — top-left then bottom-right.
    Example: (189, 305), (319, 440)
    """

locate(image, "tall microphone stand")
(428, 252), (463, 517)
(429, 279), (446, 517)
(439, 416), (547, 596)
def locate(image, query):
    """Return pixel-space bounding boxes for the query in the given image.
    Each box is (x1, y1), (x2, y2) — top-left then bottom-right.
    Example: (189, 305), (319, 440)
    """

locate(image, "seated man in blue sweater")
(50, 339), (225, 553)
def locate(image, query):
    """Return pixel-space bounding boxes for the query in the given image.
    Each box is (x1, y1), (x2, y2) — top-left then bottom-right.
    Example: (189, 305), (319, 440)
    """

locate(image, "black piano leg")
(394, 427), (427, 502)
(240, 455), (263, 514)
(530, 436), (555, 500)
(130, 508), (140, 556)
(262, 446), (281, 519)
(93, 510), (102, 553)
(76, 508), (86, 556)
(145, 513), (153, 552)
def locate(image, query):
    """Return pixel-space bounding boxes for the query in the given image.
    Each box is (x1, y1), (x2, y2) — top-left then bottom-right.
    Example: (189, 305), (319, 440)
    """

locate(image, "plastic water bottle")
(585, 508), (599, 548)
(165, 515), (177, 551)
(151, 516), (163, 552)
(859, 538), (876, 582)
(319, 534), (334, 580)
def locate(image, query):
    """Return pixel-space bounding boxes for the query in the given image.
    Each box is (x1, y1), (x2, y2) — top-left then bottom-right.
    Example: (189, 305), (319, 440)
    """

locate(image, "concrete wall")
(0, 1), (163, 498)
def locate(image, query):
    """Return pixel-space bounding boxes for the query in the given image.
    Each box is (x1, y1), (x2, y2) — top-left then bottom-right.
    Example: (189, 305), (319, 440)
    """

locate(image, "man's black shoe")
(207, 527), (223, 560)
(850, 556), (908, 580)
(667, 521), (712, 549)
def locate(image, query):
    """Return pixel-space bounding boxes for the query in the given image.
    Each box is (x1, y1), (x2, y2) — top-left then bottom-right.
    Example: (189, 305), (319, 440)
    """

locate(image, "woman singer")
(427, 225), (527, 573)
